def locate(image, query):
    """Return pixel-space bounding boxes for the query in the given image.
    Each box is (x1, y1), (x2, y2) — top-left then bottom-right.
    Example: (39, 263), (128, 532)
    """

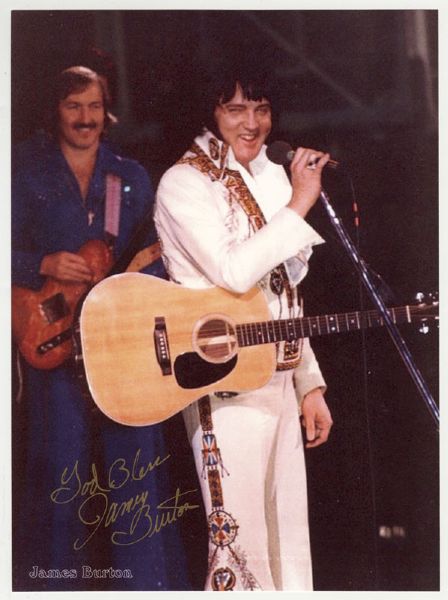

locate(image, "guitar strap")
(104, 173), (122, 247)
(196, 395), (261, 591)
(177, 142), (303, 371)
(108, 209), (161, 276)
(103, 173), (161, 275)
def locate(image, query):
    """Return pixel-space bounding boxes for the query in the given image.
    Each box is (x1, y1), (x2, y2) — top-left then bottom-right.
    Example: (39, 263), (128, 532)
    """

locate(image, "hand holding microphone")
(267, 140), (340, 169)
(267, 141), (333, 218)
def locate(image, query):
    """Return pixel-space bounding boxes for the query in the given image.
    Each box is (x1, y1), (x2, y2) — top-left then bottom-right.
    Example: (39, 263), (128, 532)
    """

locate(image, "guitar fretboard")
(236, 305), (427, 347)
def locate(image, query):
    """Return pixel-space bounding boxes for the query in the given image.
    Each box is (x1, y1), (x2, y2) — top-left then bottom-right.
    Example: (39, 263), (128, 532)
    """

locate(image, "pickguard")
(174, 352), (238, 389)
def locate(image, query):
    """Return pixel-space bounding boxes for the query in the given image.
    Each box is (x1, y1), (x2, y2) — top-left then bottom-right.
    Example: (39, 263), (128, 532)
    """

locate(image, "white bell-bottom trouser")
(183, 369), (313, 591)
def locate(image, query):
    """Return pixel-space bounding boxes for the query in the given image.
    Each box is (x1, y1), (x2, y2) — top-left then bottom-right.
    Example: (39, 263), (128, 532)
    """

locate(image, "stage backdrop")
(11, 9), (438, 591)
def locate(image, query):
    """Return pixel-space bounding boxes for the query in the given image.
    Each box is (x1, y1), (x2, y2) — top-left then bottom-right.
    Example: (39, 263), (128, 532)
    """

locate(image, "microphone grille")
(266, 141), (293, 165)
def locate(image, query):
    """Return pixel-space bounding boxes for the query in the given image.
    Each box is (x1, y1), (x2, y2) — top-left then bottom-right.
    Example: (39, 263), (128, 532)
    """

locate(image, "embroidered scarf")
(177, 137), (303, 370)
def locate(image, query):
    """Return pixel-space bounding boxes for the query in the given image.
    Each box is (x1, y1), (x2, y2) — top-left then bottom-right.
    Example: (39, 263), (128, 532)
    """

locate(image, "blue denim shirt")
(12, 133), (165, 289)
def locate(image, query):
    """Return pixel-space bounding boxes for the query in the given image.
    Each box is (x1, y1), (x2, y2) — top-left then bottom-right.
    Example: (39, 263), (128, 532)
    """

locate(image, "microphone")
(266, 140), (341, 170)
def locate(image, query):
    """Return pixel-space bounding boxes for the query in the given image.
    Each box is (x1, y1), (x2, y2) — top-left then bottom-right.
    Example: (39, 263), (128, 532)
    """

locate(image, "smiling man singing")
(155, 65), (334, 591)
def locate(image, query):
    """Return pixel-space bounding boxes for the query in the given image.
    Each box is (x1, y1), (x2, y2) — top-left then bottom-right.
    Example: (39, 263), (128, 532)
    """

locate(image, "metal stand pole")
(319, 189), (439, 428)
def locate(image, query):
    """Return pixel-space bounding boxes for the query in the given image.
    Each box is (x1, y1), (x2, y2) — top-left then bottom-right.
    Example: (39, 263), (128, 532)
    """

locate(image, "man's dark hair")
(45, 66), (113, 138)
(199, 62), (279, 139)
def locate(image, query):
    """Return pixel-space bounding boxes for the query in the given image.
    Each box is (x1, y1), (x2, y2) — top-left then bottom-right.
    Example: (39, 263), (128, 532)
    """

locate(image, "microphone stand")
(319, 189), (439, 429)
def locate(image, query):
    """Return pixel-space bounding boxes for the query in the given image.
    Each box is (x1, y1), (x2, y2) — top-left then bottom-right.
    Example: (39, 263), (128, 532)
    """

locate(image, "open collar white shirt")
(155, 129), (324, 305)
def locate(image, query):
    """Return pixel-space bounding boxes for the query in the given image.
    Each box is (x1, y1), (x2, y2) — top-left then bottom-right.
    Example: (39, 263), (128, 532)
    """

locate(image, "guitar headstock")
(415, 291), (438, 304)
(413, 291), (439, 334)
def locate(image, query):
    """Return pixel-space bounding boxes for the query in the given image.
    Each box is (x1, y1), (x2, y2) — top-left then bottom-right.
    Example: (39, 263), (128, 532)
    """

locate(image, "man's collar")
(95, 141), (127, 177)
(194, 129), (229, 171)
(194, 128), (268, 175)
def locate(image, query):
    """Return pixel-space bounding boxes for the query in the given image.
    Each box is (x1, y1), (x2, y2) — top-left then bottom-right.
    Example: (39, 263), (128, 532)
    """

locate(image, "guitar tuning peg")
(419, 323), (430, 335)
(415, 292), (425, 303)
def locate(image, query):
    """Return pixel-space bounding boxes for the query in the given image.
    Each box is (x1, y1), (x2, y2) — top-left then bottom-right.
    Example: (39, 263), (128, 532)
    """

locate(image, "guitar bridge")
(153, 317), (172, 376)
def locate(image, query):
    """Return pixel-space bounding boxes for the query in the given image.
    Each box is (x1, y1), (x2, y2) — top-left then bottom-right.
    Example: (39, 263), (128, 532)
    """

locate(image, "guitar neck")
(236, 305), (426, 347)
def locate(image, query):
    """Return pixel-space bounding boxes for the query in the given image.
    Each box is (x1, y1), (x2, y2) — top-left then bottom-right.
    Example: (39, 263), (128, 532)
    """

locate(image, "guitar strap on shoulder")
(104, 173), (122, 248)
(103, 173), (162, 275)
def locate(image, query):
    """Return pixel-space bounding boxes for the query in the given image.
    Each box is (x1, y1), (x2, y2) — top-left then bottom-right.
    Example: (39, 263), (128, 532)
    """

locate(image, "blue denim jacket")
(12, 133), (165, 289)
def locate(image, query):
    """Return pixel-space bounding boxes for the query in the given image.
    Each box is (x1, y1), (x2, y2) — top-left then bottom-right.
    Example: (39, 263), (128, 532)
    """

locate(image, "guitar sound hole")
(193, 315), (238, 364)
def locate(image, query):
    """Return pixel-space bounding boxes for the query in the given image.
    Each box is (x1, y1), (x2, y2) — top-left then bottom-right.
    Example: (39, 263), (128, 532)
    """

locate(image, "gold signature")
(75, 487), (199, 548)
(50, 448), (170, 503)
(50, 449), (200, 548)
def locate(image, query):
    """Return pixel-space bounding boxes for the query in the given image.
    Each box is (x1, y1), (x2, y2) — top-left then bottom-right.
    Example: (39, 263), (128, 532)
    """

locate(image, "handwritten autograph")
(51, 448), (170, 503)
(50, 448), (200, 548)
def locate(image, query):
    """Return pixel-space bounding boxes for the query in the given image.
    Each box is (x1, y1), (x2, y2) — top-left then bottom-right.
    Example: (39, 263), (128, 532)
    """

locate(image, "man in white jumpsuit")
(155, 70), (333, 591)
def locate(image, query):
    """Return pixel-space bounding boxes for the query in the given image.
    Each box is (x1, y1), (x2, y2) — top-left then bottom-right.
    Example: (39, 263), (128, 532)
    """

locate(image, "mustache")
(73, 122), (98, 130)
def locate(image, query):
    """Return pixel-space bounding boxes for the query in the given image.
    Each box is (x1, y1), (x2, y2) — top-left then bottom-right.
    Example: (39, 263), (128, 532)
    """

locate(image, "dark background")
(11, 9), (439, 591)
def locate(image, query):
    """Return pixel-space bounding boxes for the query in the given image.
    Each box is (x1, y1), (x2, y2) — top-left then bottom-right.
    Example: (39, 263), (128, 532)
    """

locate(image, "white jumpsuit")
(155, 130), (327, 591)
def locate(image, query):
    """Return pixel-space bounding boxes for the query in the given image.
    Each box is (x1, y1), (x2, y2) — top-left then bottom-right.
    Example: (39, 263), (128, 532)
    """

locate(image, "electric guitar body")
(12, 240), (161, 370)
(12, 240), (113, 370)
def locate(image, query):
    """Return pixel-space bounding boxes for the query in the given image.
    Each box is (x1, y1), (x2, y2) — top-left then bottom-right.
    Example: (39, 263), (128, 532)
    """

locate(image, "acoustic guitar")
(79, 272), (438, 427)
(12, 240), (161, 369)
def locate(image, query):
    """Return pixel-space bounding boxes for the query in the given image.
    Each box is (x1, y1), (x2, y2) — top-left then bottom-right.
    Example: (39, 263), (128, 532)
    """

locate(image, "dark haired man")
(12, 66), (190, 591)
(155, 73), (333, 591)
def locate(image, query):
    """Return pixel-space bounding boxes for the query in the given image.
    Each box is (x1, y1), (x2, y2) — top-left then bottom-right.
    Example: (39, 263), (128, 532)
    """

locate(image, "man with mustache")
(155, 65), (333, 591)
(12, 66), (191, 591)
